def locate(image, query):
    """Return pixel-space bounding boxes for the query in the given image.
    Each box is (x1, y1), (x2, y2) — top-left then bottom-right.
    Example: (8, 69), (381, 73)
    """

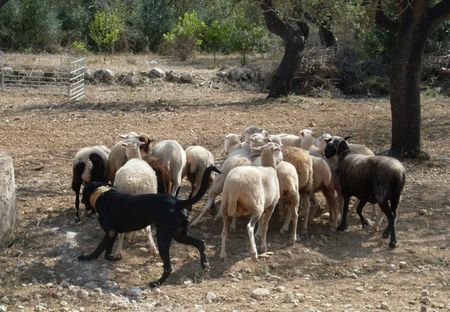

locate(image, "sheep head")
(254, 142), (283, 167)
(324, 136), (350, 158)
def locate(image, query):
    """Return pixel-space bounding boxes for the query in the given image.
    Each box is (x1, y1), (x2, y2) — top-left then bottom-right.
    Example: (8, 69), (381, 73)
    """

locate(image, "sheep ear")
(119, 134), (127, 139)
(253, 146), (262, 152)
(299, 130), (305, 137)
(344, 135), (352, 141)
(121, 142), (128, 147)
(337, 139), (349, 155)
(325, 138), (332, 143)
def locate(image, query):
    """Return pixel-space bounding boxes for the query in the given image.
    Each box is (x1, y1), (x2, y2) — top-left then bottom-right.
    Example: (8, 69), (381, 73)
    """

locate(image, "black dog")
(78, 165), (221, 288)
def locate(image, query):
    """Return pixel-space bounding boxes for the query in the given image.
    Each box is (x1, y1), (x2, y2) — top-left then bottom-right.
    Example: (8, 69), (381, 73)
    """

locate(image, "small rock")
(283, 292), (298, 304)
(124, 288), (142, 297)
(355, 286), (364, 292)
(123, 72), (140, 87)
(179, 276), (193, 285)
(180, 72), (194, 83)
(149, 68), (166, 79)
(419, 209), (429, 216)
(0, 304), (6, 312)
(386, 264), (396, 272)
(399, 261), (408, 269)
(309, 121), (316, 127)
(421, 289), (429, 297)
(274, 286), (285, 293)
(420, 296), (431, 305)
(93, 287), (103, 295)
(295, 293), (306, 302)
(380, 302), (390, 310)
(420, 306), (427, 312)
(205, 291), (217, 303)
(77, 289), (89, 298)
(1, 297), (9, 304)
(251, 288), (270, 300)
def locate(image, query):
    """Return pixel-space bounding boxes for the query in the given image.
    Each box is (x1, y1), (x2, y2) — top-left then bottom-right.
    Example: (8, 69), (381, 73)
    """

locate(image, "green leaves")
(89, 10), (124, 52)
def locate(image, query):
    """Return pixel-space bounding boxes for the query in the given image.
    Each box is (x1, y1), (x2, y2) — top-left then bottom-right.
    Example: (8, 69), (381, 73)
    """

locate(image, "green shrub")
(162, 11), (207, 61)
(89, 10), (124, 53)
(71, 40), (88, 54)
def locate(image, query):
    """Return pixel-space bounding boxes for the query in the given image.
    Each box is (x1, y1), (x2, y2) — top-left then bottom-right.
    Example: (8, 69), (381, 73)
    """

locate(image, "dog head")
(82, 181), (110, 212)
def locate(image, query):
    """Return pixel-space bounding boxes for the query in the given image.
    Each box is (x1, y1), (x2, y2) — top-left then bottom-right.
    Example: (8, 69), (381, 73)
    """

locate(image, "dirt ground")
(0, 55), (449, 312)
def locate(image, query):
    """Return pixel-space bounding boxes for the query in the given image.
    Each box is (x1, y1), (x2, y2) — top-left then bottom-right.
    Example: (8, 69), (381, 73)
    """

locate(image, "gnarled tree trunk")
(261, 0), (308, 98)
(375, 0), (450, 158)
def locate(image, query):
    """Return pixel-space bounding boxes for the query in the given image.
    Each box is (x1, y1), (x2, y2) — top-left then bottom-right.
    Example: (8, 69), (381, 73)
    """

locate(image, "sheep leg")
(323, 186), (338, 229)
(220, 215), (231, 261)
(290, 205), (299, 245)
(247, 215), (260, 261)
(145, 226), (159, 255)
(280, 212), (291, 234)
(337, 195), (350, 231)
(355, 200), (369, 229)
(259, 205), (276, 253)
(114, 233), (125, 258)
(230, 217), (237, 232)
(309, 194), (319, 221)
(299, 194), (311, 235)
(191, 195), (216, 226)
(380, 201), (398, 248)
(74, 188), (81, 223)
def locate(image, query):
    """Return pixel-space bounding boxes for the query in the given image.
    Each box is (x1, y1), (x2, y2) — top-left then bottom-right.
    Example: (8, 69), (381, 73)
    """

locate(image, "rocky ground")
(0, 55), (449, 312)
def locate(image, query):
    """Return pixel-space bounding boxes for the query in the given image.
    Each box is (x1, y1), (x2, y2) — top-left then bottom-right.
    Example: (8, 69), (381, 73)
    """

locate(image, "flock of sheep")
(72, 125), (406, 262)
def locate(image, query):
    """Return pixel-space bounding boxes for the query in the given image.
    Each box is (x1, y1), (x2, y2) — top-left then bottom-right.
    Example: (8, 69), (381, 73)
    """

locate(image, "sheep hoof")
(75, 217), (81, 223)
(149, 280), (161, 288)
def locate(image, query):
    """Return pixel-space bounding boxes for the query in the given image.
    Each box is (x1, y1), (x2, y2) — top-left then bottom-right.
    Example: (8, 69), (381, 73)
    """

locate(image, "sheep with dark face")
(324, 136), (406, 248)
(72, 145), (110, 222)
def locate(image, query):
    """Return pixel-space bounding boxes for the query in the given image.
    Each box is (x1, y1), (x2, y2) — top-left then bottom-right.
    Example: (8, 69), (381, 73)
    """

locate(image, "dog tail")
(177, 165), (221, 210)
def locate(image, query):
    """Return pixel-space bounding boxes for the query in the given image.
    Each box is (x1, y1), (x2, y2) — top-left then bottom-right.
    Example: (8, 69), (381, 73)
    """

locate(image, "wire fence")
(0, 53), (85, 100)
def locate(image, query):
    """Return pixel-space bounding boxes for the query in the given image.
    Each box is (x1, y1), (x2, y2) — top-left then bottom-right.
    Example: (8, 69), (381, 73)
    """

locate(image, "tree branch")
(260, 0), (289, 40)
(425, 0), (450, 32)
(374, 0), (399, 34)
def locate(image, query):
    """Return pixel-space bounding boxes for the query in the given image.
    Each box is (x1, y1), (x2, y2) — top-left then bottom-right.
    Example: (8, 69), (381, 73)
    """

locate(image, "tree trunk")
(261, 0), (308, 98)
(388, 9), (428, 158)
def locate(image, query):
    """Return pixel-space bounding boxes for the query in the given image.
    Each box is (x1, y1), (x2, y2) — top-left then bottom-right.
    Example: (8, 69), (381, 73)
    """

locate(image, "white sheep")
(219, 142), (281, 261)
(71, 145), (110, 222)
(113, 139), (159, 257)
(276, 160), (300, 244)
(278, 129), (315, 150)
(151, 140), (187, 197)
(107, 132), (152, 183)
(223, 133), (250, 158)
(183, 145), (215, 197)
(242, 125), (267, 144)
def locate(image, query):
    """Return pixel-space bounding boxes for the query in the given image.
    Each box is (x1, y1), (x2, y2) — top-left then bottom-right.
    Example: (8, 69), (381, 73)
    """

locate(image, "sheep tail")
(177, 165), (221, 210)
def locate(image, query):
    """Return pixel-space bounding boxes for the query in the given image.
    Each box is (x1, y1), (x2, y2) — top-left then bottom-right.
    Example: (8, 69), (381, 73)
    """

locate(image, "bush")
(162, 11), (207, 61)
(89, 10), (124, 53)
(71, 40), (88, 54)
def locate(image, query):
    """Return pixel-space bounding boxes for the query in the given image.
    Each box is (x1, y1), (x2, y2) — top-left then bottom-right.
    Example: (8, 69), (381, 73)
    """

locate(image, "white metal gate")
(0, 53), (85, 100)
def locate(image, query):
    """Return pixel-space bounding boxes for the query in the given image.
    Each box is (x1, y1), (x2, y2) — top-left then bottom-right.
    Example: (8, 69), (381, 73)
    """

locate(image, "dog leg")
(173, 228), (209, 272)
(149, 232), (173, 288)
(145, 226), (159, 255)
(78, 233), (110, 261)
(104, 231), (121, 261)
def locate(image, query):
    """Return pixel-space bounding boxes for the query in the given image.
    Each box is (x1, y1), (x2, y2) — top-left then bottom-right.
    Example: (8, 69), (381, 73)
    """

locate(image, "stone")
(380, 302), (390, 310)
(102, 69), (115, 82)
(399, 261), (408, 269)
(123, 72), (140, 87)
(166, 71), (181, 82)
(0, 153), (16, 247)
(180, 73), (194, 83)
(419, 209), (429, 216)
(421, 289), (429, 297)
(251, 288), (270, 300)
(0, 304), (6, 312)
(420, 297), (431, 305)
(205, 291), (217, 303)
(149, 68), (166, 79)
(124, 288), (143, 297)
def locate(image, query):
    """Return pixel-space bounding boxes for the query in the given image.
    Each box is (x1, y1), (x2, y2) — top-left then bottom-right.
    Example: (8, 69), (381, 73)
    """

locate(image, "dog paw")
(336, 224), (347, 232)
(149, 281), (161, 288)
(389, 241), (397, 248)
(106, 254), (122, 261)
(78, 255), (90, 261)
(383, 228), (391, 239)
